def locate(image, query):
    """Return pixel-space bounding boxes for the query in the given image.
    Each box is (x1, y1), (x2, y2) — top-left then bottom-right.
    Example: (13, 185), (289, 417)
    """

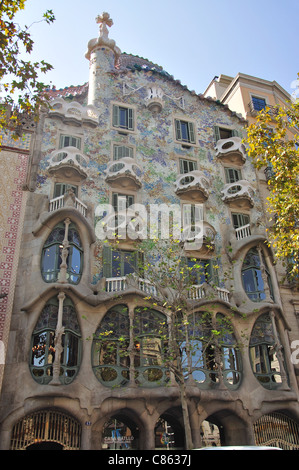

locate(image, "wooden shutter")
(175, 119), (182, 141)
(213, 126), (221, 142)
(188, 122), (196, 143)
(128, 108), (134, 130)
(112, 105), (119, 127)
(102, 245), (112, 278)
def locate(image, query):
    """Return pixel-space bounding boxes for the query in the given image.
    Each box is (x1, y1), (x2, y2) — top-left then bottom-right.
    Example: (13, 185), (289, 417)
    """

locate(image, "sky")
(12, 0), (299, 97)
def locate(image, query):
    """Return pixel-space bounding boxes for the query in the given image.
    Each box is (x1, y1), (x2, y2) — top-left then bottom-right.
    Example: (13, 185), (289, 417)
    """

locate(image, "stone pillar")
(51, 291), (65, 385)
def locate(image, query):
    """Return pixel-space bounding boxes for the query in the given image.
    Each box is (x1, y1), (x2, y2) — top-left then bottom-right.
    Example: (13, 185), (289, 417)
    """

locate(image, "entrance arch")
(102, 413), (139, 450)
(10, 410), (81, 450)
(155, 409), (185, 450)
(254, 412), (299, 449)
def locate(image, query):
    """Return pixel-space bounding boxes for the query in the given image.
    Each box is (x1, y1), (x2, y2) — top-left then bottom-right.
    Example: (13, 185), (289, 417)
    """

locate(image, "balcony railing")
(105, 275), (229, 303)
(235, 223), (251, 240)
(248, 100), (279, 118)
(49, 195), (88, 217)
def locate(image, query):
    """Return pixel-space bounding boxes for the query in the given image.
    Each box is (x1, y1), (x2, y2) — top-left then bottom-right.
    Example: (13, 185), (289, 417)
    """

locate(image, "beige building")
(0, 14), (299, 450)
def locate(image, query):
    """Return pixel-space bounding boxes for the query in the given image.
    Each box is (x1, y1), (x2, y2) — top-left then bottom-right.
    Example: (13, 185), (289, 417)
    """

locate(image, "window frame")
(112, 103), (135, 132)
(41, 222), (83, 285)
(59, 134), (82, 150)
(214, 126), (239, 142)
(30, 297), (82, 385)
(174, 117), (197, 145)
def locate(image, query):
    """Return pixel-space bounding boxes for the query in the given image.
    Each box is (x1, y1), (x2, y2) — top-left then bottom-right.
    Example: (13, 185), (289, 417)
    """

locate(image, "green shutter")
(214, 126), (221, 142)
(102, 245), (112, 278)
(128, 108), (134, 130)
(208, 259), (219, 287)
(175, 120), (182, 141)
(112, 105), (119, 127)
(188, 122), (196, 143)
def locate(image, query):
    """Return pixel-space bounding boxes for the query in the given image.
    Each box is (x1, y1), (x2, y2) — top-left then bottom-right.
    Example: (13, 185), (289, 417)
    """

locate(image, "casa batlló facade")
(0, 13), (299, 450)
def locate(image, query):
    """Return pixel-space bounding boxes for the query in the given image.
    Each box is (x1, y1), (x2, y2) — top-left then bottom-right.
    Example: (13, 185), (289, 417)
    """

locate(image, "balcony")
(104, 157), (142, 190)
(248, 100), (279, 119)
(215, 137), (246, 165)
(221, 180), (255, 209)
(47, 146), (89, 180)
(182, 221), (216, 253)
(48, 97), (99, 126)
(105, 276), (157, 296)
(49, 192), (88, 217)
(235, 223), (251, 240)
(174, 170), (210, 202)
(105, 274), (230, 304)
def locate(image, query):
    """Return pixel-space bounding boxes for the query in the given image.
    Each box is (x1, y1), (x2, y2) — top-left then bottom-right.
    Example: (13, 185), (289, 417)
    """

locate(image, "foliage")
(0, 0), (55, 138)
(245, 92), (299, 283)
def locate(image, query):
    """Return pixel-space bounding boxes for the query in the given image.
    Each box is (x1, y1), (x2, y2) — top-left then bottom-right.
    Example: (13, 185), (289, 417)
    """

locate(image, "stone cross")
(96, 12), (113, 39)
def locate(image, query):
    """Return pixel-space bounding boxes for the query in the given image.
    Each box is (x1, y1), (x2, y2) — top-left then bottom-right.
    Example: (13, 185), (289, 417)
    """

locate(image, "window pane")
(252, 96), (266, 111)
(42, 245), (60, 282)
(69, 246), (81, 283)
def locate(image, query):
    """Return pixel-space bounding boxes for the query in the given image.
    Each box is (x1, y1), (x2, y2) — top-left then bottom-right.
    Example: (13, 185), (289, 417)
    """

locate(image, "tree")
(0, 0), (55, 138)
(96, 236), (241, 450)
(245, 93), (299, 283)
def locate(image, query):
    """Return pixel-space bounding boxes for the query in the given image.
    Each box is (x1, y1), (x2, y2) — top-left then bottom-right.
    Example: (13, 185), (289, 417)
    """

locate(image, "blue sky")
(13, 0), (299, 96)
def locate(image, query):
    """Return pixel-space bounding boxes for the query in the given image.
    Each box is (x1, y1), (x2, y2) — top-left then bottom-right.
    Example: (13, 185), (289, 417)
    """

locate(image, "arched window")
(249, 313), (287, 389)
(92, 305), (130, 387)
(30, 296), (81, 385)
(180, 312), (241, 389)
(92, 305), (168, 388)
(241, 247), (274, 302)
(41, 220), (83, 284)
(133, 307), (168, 387)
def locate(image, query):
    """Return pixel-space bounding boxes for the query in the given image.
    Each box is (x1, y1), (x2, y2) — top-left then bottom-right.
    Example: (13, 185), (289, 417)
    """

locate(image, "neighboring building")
(0, 13), (299, 450)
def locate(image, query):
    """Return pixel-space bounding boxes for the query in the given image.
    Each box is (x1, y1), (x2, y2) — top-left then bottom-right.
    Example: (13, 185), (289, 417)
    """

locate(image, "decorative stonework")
(47, 146), (89, 180)
(174, 170), (210, 201)
(48, 98), (99, 126)
(215, 136), (246, 164)
(104, 157), (142, 189)
(85, 12), (121, 63)
(221, 179), (255, 208)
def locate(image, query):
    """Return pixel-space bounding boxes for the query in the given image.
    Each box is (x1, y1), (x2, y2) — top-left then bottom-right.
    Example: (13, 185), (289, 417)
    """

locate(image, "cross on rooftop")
(96, 12), (113, 39)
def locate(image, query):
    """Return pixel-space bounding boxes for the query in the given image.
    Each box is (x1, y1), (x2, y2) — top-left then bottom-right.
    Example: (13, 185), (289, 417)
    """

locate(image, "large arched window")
(241, 247), (274, 302)
(92, 305), (168, 388)
(133, 307), (168, 386)
(249, 313), (287, 389)
(180, 312), (241, 389)
(41, 220), (83, 284)
(92, 305), (130, 387)
(30, 295), (82, 385)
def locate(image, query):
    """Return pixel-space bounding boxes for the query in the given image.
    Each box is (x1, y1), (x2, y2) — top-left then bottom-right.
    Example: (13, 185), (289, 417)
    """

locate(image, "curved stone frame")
(29, 294), (82, 385)
(91, 304), (169, 388)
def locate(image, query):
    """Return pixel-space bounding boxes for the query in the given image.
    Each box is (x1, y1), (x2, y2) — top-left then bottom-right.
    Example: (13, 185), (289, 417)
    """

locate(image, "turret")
(85, 12), (121, 106)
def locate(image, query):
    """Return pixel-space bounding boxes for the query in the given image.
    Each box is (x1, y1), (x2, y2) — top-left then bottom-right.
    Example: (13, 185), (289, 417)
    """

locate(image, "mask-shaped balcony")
(48, 97), (99, 127)
(182, 220), (216, 253)
(47, 146), (89, 180)
(174, 170), (210, 202)
(104, 157), (142, 190)
(221, 180), (255, 209)
(215, 137), (246, 165)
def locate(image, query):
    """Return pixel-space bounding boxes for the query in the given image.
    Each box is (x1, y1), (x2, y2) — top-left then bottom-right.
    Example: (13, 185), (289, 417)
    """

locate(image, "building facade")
(0, 13), (299, 450)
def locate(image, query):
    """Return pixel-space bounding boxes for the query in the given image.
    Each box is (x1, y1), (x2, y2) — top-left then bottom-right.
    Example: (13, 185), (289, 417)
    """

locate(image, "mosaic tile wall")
(34, 52), (265, 285)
